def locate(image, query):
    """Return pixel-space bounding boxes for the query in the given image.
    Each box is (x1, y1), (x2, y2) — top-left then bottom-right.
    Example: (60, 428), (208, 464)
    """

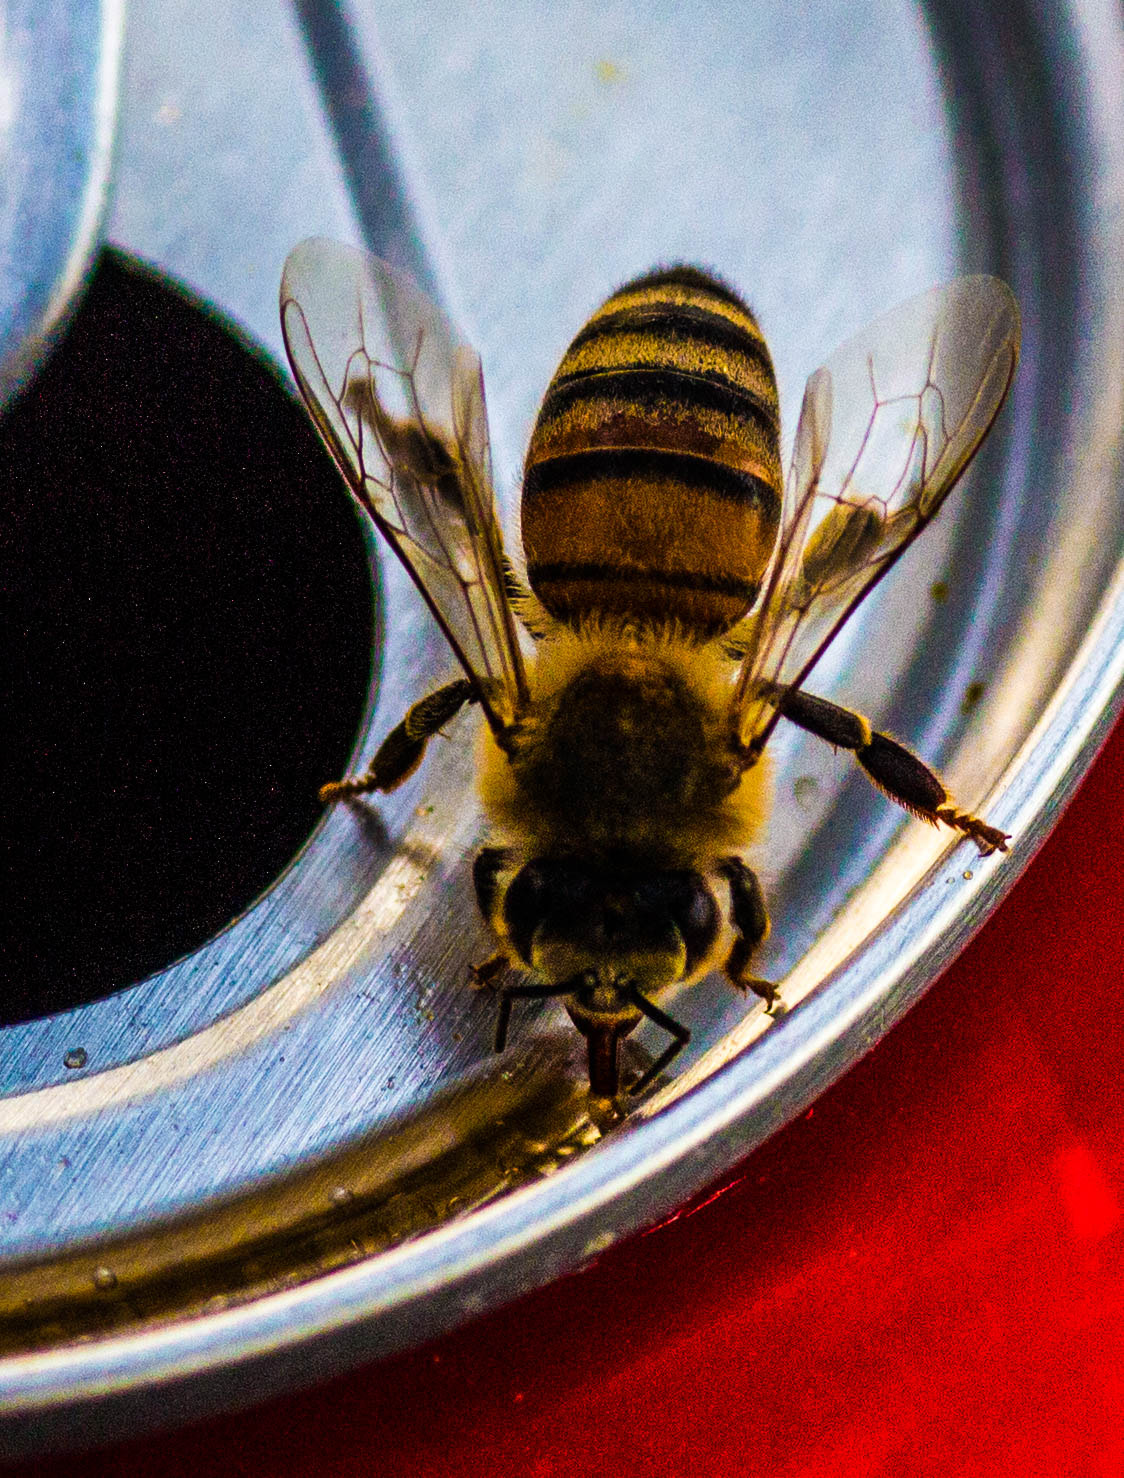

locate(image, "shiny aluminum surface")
(0, 0), (122, 408)
(2, 0), (1123, 1453)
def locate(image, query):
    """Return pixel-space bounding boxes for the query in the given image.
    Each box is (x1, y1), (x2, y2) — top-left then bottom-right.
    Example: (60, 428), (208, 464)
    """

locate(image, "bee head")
(502, 858), (720, 991)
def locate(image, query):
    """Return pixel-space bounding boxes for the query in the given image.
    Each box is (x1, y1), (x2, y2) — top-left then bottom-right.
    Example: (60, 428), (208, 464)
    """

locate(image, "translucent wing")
(280, 238), (528, 730)
(734, 276), (1020, 753)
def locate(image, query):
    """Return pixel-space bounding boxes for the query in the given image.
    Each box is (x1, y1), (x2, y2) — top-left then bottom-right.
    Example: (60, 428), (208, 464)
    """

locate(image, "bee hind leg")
(770, 687), (1010, 858)
(319, 678), (477, 802)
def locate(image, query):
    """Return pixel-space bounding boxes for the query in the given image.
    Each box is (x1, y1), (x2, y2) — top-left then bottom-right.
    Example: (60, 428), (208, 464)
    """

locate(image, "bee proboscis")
(280, 241), (1020, 1101)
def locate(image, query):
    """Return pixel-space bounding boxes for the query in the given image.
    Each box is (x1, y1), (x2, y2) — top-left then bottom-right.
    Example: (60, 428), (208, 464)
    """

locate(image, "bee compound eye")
(504, 859), (603, 964)
(0, 251), (374, 1025)
(630, 872), (720, 971)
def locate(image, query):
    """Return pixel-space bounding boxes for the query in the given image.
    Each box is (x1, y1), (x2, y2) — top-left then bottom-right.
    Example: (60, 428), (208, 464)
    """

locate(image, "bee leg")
(493, 982), (574, 1054)
(319, 678), (477, 802)
(719, 858), (778, 1010)
(770, 687), (1010, 858)
(623, 987), (691, 1095)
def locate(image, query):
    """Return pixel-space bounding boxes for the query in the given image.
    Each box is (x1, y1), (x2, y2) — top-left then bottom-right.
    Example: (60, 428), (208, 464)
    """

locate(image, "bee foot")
(936, 807), (1010, 857)
(730, 974), (778, 1009)
(319, 778), (361, 805)
(469, 953), (508, 992)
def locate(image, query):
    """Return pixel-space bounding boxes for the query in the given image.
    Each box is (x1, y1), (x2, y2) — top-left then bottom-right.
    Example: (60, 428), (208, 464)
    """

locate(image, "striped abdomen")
(521, 265), (781, 636)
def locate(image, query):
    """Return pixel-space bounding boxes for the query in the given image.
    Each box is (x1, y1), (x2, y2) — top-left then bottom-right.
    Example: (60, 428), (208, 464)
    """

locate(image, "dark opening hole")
(0, 249), (374, 1026)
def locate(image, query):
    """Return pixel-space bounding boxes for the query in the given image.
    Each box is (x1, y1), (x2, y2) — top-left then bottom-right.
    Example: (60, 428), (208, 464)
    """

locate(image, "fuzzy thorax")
(477, 623), (771, 866)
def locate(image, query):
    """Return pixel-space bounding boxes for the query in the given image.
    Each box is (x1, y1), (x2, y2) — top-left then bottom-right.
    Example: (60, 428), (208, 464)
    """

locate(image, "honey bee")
(280, 241), (1020, 1101)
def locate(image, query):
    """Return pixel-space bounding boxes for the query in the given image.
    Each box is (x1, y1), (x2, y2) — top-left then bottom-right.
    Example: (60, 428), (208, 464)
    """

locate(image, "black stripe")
(541, 365), (779, 439)
(524, 446), (780, 513)
(616, 265), (751, 315)
(528, 561), (757, 600)
(567, 303), (773, 375)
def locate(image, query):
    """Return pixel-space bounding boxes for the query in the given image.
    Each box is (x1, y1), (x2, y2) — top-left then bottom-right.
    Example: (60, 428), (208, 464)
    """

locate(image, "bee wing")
(280, 238), (528, 730)
(734, 275), (1020, 751)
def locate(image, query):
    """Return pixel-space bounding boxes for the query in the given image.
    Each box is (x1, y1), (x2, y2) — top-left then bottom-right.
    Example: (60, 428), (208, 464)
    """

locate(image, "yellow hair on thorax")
(477, 619), (771, 865)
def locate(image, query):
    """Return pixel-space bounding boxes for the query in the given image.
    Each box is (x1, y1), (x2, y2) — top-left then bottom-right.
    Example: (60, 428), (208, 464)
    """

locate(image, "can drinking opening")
(0, 250), (373, 1025)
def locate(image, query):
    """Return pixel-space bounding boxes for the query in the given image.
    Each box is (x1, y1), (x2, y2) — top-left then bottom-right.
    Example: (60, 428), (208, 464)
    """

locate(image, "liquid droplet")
(63, 1047), (88, 1070)
(93, 1266), (117, 1291)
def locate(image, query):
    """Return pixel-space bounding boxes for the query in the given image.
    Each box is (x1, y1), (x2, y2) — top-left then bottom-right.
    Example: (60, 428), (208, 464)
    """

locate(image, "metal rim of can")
(0, 0), (124, 412)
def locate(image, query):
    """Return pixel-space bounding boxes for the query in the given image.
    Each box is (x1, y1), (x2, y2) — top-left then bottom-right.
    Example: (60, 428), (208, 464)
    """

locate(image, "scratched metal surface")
(0, 0), (122, 407)
(2, 0), (1123, 1452)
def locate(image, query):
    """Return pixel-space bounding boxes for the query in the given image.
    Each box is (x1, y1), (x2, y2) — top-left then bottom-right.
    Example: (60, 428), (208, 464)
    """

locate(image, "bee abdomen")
(522, 266), (782, 636)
